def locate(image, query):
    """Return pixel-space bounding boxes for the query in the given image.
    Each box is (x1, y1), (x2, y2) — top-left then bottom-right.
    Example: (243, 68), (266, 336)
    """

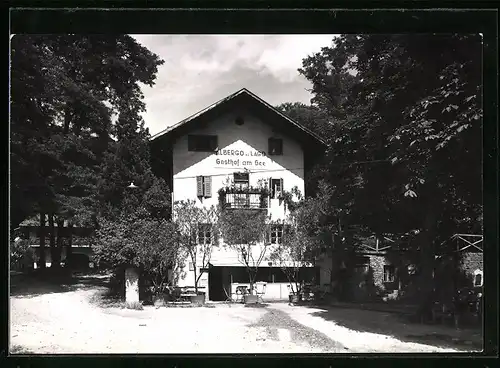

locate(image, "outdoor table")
(235, 285), (250, 303)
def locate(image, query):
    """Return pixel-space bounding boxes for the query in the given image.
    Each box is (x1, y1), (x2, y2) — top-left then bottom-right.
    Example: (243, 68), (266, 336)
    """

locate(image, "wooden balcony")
(220, 190), (268, 210)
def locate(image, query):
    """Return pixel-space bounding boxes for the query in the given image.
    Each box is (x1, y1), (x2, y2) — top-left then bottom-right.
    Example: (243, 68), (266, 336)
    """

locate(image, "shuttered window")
(196, 176), (204, 197)
(269, 178), (284, 198)
(204, 176), (212, 197)
(196, 176), (212, 198)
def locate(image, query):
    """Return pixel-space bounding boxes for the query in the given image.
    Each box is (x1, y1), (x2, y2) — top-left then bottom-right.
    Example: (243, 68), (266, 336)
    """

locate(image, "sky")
(131, 35), (338, 136)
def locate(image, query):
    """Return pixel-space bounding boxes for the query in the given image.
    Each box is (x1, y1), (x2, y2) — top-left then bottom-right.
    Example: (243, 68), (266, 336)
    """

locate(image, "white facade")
(152, 89), (323, 301)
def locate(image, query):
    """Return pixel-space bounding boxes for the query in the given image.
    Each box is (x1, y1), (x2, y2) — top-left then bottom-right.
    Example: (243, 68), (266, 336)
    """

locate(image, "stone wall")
(368, 254), (386, 290)
(460, 252), (483, 277)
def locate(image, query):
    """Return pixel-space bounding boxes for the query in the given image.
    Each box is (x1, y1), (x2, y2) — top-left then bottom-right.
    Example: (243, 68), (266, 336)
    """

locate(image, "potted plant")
(243, 290), (259, 304)
(190, 291), (206, 305)
(289, 290), (302, 304)
(150, 285), (167, 308)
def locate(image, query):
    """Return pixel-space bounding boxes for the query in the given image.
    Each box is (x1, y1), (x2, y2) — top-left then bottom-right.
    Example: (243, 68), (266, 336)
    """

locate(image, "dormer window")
(188, 135), (218, 152)
(268, 138), (283, 155)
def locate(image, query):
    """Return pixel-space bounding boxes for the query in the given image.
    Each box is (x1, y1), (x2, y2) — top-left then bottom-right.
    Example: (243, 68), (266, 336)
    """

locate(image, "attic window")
(235, 116), (245, 126)
(268, 138), (283, 155)
(188, 135), (218, 152)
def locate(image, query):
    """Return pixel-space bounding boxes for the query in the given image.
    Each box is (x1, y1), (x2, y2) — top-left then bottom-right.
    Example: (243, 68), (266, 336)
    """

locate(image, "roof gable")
(150, 88), (327, 147)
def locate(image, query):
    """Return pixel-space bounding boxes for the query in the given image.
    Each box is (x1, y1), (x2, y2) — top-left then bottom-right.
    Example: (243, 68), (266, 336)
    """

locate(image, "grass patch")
(244, 303), (269, 308)
(10, 345), (34, 354)
(125, 301), (144, 310)
(88, 288), (125, 309)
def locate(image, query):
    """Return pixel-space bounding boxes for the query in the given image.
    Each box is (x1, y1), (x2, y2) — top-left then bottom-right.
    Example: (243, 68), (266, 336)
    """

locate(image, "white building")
(150, 88), (326, 301)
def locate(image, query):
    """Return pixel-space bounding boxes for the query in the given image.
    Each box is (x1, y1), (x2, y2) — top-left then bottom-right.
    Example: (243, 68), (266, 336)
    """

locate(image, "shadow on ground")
(10, 270), (111, 298)
(302, 303), (482, 351)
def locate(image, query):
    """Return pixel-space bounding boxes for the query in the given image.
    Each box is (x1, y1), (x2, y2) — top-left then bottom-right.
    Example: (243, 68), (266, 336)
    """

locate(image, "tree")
(10, 34), (165, 250)
(10, 238), (36, 272)
(93, 205), (180, 301)
(299, 34), (482, 314)
(269, 213), (315, 297)
(219, 209), (270, 294)
(173, 200), (219, 294)
(275, 102), (335, 139)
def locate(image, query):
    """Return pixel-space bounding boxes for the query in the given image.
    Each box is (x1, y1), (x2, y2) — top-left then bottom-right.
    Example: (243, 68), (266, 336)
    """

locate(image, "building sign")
(215, 148), (267, 167)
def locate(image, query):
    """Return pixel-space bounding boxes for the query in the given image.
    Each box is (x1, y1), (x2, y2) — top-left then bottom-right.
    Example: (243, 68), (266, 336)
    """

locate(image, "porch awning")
(208, 261), (315, 268)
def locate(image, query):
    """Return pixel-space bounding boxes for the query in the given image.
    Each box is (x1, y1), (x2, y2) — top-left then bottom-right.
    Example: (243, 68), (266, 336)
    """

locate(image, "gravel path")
(248, 307), (346, 352)
(269, 303), (462, 353)
(10, 275), (474, 354)
(10, 281), (320, 353)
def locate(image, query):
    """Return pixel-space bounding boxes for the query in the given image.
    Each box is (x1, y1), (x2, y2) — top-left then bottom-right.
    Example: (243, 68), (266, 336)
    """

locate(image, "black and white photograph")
(9, 22), (487, 354)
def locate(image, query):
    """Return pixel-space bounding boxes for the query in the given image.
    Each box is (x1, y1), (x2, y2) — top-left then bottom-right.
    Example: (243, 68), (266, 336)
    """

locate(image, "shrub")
(10, 238), (35, 271)
(94, 211), (182, 298)
(125, 301), (144, 310)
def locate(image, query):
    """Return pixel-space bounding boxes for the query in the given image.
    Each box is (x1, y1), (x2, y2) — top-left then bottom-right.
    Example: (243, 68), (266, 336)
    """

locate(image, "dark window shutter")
(279, 178), (284, 193)
(196, 176), (204, 197)
(268, 178), (274, 200)
(204, 176), (212, 197)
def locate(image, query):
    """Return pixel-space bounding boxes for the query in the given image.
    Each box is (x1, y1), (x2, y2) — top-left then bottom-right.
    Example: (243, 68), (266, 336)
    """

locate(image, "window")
(269, 225), (284, 244)
(268, 138), (283, 155)
(188, 135), (218, 152)
(473, 269), (483, 287)
(197, 223), (212, 245)
(233, 172), (249, 188)
(383, 265), (395, 282)
(233, 172), (250, 206)
(269, 178), (283, 198)
(196, 176), (212, 197)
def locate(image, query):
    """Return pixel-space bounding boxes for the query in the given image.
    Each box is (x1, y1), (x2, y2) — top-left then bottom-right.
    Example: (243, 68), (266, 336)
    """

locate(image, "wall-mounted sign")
(215, 148), (267, 168)
(216, 149), (266, 157)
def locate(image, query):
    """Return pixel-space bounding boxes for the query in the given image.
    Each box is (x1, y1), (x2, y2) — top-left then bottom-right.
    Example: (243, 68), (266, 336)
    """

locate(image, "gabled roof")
(150, 88), (327, 147)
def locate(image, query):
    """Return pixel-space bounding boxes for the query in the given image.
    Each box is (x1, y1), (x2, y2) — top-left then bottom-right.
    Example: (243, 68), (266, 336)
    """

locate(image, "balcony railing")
(220, 190), (268, 210)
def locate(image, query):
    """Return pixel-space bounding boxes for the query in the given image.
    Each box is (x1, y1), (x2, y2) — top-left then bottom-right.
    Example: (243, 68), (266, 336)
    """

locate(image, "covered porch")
(207, 262), (319, 302)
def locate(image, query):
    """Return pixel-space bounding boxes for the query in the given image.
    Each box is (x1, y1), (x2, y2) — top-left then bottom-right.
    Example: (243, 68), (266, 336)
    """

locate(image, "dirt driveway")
(10, 274), (479, 354)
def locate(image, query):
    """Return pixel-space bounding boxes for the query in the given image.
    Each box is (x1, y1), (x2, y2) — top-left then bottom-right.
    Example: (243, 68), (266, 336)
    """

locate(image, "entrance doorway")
(208, 266), (225, 301)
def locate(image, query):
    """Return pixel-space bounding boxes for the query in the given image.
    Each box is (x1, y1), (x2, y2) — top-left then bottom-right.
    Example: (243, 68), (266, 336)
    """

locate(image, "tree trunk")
(63, 105), (71, 135)
(329, 230), (337, 287)
(417, 210), (439, 321)
(248, 268), (256, 294)
(48, 214), (58, 268)
(67, 223), (73, 262)
(54, 218), (64, 268)
(193, 264), (198, 293)
(39, 212), (46, 269)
